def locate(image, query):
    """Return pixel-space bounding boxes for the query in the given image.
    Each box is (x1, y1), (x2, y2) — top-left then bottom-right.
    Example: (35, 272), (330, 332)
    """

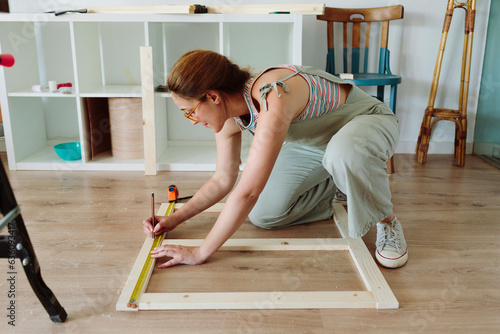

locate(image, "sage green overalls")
(248, 66), (399, 238)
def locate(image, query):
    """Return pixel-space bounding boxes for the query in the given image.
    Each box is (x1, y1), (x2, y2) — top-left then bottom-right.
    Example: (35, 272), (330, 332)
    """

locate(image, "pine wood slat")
(139, 291), (376, 310)
(333, 203), (399, 309)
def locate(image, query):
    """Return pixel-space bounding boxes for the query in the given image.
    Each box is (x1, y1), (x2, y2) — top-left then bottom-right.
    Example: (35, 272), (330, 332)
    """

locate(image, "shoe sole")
(376, 249), (408, 268)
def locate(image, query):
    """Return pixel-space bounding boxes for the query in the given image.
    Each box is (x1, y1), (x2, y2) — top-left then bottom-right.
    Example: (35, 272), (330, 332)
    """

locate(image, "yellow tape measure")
(127, 201), (175, 308)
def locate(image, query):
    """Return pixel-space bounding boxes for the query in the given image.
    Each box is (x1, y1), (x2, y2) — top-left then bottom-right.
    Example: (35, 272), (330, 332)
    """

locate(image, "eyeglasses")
(181, 99), (203, 122)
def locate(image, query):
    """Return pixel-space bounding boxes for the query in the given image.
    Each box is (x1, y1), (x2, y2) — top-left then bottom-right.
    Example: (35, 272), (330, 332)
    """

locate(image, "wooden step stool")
(416, 0), (476, 167)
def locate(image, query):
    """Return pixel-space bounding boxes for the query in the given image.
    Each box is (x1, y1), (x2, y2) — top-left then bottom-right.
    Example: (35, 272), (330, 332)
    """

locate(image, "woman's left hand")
(150, 244), (206, 268)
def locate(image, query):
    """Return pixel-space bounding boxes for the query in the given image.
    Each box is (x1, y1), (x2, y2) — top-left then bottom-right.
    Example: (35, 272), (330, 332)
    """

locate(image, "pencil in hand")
(151, 192), (155, 239)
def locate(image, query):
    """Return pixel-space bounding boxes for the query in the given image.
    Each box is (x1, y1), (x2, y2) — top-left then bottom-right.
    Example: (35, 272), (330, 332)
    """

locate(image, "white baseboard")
(0, 139), (479, 157)
(395, 141), (474, 154)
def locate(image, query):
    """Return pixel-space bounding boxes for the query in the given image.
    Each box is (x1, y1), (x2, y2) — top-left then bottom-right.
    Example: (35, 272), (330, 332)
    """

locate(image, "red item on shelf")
(57, 82), (73, 89)
(0, 53), (15, 67)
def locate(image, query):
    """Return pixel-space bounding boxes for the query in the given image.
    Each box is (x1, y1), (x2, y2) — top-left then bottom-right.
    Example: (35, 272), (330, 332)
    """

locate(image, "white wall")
(9, 0), (491, 154)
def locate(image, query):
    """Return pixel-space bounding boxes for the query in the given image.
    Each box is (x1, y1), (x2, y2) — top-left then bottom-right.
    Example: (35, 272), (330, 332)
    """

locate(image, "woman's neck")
(224, 92), (249, 118)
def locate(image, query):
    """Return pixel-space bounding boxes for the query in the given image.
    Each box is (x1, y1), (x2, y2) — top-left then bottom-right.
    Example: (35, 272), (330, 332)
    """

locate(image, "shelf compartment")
(73, 22), (145, 93)
(157, 143), (218, 171)
(156, 140), (251, 172)
(146, 21), (220, 88)
(82, 97), (145, 165)
(0, 21), (75, 94)
(15, 138), (82, 171)
(154, 97), (253, 171)
(223, 22), (296, 71)
(7, 96), (81, 168)
(156, 98), (252, 171)
(165, 98), (215, 141)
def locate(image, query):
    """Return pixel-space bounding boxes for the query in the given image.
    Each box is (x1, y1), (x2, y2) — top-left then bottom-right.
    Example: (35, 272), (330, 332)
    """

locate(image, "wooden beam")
(116, 235), (156, 311)
(157, 202), (170, 216)
(139, 291), (376, 310)
(140, 47), (157, 176)
(173, 202), (224, 213)
(116, 201), (171, 311)
(333, 203), (399, 309)
(162, 238), (349, 251)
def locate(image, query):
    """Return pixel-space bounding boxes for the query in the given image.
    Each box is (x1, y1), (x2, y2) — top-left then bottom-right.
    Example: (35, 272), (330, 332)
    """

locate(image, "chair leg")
(377, 85), (385, 103)
(389, 85), (398, 112)
(0, 162), (67, 323)
(16, 219), (68, 323)
(387, 85), (397, 174)
(386, 156), (395, 174)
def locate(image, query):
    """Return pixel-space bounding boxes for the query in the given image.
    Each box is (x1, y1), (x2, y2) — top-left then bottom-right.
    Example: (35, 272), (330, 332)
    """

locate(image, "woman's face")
(172, 92), (227, 133)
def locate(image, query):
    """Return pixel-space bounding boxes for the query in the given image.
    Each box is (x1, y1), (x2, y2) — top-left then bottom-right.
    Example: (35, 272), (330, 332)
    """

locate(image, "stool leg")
(416, 113), (432, 164)
(458, 118), (467, 167)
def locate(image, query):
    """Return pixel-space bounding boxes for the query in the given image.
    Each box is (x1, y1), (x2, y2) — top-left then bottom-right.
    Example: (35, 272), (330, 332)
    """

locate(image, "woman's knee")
(322, 136), (365, 174)
(248, 206), (287, 230)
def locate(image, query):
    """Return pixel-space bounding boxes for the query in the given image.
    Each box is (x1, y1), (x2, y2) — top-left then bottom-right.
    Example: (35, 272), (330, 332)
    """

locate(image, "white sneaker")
(376, 217), (408, 268)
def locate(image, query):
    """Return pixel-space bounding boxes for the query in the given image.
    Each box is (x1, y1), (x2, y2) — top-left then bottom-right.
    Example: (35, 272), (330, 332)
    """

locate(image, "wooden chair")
(317, 5), (404, 173)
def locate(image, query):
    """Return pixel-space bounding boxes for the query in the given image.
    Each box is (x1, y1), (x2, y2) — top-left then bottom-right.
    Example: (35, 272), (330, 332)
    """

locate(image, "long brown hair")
(167, 50), (251, 99)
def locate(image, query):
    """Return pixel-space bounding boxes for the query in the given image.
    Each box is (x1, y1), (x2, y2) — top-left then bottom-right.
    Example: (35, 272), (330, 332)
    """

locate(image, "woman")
(143, 50), (408, 269)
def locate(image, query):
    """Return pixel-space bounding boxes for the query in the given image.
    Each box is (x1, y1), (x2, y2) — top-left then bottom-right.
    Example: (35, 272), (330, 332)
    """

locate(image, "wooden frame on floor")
(116, 203), (398, 311)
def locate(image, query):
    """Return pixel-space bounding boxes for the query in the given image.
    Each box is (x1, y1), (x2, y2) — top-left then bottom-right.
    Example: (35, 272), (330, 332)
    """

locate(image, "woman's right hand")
(143, 216), (179, 237)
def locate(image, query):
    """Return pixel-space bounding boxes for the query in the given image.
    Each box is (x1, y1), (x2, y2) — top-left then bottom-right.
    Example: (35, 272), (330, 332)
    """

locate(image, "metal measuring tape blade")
(127, 200), (175, 308)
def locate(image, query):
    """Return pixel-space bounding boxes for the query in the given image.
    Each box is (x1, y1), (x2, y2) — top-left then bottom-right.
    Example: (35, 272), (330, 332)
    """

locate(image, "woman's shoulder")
(249, 65), (310, 115)
(251, 65), (301, 92)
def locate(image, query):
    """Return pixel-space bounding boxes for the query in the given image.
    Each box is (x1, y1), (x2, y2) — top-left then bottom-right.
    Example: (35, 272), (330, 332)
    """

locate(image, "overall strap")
(258, 71), (301, 112)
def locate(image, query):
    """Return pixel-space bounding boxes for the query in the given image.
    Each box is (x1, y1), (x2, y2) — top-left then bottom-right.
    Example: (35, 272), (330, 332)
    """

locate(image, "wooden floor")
(1, 154), (499, 333)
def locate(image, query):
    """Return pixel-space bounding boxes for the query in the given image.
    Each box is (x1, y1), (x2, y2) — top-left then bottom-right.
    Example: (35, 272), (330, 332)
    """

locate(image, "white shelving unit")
(0, 13), (303, 171)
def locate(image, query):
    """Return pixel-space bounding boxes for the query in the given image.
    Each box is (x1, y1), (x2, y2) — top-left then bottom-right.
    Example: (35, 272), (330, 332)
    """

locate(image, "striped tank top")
(235, 64), (342, 133)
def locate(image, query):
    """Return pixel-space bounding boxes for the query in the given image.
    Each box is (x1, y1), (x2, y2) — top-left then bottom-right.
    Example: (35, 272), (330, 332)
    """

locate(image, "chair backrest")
(317, 6), (404, 75)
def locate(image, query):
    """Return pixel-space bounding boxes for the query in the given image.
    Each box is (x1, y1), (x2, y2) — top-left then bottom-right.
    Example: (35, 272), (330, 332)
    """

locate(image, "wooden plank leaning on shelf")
(116, 201), (398, 311)
(140, 46), (157, 176)
(82, 4), (325, 15)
